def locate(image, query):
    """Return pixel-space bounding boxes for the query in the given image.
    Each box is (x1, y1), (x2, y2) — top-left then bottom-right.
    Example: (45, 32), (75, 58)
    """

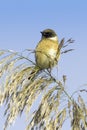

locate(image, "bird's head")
(40, 29), (58, 41)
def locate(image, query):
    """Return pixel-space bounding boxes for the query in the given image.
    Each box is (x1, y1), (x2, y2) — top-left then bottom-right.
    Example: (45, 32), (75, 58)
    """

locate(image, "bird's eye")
(44, 32), (51, 37)
(46, 32), (50, 35)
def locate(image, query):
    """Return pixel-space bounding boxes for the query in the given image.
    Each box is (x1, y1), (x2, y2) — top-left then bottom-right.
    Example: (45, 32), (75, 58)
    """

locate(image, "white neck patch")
(48, 36), (58, 41)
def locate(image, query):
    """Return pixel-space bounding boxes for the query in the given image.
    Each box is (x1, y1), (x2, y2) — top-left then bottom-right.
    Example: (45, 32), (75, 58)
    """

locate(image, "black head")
(40, 29), (57, 39)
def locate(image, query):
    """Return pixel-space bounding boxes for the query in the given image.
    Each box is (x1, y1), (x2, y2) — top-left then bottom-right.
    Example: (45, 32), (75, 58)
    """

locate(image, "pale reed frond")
(0, 47), (87, 130)
(26, 84), (67, 130)
(68, 96), (87, 130)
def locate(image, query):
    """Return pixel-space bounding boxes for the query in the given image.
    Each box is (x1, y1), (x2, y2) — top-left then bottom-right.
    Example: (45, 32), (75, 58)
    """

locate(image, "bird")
(28, 29), (62, 80)
(35, 29), (60, 70)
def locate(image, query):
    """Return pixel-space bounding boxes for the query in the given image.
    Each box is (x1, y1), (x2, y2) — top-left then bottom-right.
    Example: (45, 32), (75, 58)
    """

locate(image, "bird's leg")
(47, 62), (52, 76)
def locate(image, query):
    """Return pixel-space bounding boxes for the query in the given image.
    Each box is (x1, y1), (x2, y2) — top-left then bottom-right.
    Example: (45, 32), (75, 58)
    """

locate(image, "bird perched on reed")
(28, 29), (65, 79)
(35, 29), (61, 70)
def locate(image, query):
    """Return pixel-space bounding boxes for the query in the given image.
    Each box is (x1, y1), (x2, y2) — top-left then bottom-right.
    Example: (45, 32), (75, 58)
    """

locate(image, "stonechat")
(35, 29), (60, 70)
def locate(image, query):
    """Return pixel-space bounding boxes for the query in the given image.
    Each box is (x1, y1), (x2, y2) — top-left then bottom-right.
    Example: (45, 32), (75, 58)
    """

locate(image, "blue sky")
(0, 0), (87, 130)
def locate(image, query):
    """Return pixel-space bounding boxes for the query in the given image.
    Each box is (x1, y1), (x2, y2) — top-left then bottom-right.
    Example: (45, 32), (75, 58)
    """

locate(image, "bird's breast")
(35, 39), (59, 69)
